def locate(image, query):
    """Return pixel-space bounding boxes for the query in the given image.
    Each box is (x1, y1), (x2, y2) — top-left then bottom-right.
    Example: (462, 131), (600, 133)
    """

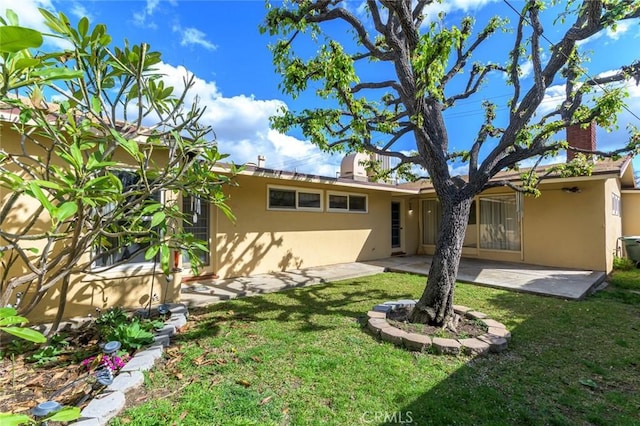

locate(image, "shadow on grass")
(180, 278), (416, 340)
(395, 286), (640, 425)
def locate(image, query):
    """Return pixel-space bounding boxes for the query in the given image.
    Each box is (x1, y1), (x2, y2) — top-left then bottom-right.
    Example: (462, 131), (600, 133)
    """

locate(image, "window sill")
(83, 263), (161, 281)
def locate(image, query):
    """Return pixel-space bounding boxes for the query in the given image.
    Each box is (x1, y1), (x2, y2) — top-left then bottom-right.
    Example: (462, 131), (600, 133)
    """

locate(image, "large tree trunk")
(410, 196), (473, 327)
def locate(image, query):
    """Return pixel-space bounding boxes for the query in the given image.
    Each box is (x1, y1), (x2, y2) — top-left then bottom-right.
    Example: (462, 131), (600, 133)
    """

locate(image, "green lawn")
(112, 272), (640, 425)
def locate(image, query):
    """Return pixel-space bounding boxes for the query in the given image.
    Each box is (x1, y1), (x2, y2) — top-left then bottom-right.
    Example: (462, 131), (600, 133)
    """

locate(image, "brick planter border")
(70, 303), (188, 426)
(367, 301), (509, 355)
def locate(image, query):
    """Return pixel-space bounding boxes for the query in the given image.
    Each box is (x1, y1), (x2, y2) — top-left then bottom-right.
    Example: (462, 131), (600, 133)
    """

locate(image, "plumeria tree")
(263, 0), (640, 328)
(0, 9), (235, 332)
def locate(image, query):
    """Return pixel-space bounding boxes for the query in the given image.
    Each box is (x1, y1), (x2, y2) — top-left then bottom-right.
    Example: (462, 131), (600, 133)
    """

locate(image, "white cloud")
(145, 0), (160, 15)
(536, 84), (566, 117)
(151, 62), (340, 176)
(422, 0), (499, 22)
(519, 60), (533, 79)
(132, 0), (173, 29)
(606, 21), (631, 41)
(172, 26), (217, 51)
(69, 2), (92, 21)
(578, 21), (635, 46)
(0, 0), (73, 49)
(0, 0), (52, 32)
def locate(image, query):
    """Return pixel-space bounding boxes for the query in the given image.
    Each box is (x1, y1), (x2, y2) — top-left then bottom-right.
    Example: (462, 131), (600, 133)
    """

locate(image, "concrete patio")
(366, 255), (606, 300)
(181, 255), (606, 308)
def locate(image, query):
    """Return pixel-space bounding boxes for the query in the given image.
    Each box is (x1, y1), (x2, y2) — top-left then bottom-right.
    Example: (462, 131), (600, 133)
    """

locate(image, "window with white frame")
(267, 186), (323, 211)
(327, 191), (368, 213)
(94, 170), (162, 268)
(612, 193), (621, 216)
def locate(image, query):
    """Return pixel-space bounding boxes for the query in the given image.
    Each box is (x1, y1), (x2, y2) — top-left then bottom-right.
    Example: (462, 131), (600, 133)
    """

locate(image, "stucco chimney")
(257, 155), (266, 168)
(566, 122), (596, 162)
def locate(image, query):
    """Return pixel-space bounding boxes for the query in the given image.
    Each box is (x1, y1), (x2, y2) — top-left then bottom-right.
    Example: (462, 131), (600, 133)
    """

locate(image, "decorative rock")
(481, 319), (507, 329)
(120, 354), (156, 373)
(487, 326), (511, 341)
(168, 304), (189, 316)
(153, 334), (170, 347)
(477, 334), (509, 353)
(70, 418), (101, 426)
(373, 304), (393, 313)
(367, 318), (390, 336)
(432, 338), (461, 355)
(367, 302), (509, 356)
(367, 311), (387, 319)
(459, 338), (491, 356)
(380, 326), (408, 346)
(155, 323), (177, 337)
(465, 311), (488, 320)
(80, 391), (125, 425)
(402, 333), (431, 351)
(106, 371), (144, 394)
(453, 305), (471, 315)
(167, 313), (187, 329)
(131, 345), (163, 361)
(393, 299), (417, 308)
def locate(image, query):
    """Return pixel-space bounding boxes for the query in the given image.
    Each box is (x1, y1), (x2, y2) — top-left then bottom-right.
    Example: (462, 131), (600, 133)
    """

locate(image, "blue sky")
(3, 0), (640, 177)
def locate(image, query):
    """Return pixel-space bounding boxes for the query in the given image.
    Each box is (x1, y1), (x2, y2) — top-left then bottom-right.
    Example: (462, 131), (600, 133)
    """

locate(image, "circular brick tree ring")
(366, 301), (509, 355)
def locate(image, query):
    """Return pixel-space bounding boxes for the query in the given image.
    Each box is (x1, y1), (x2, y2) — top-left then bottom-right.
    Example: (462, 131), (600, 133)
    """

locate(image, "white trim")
(211, 164), (418, 194)
(84, 263), (159, 280)
(267, 184), (324, 212)
(326, 190), (368, 213)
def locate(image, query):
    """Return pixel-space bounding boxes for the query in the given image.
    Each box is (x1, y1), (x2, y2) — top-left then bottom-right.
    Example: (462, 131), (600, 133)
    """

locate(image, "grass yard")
(112, 272), (640, 425)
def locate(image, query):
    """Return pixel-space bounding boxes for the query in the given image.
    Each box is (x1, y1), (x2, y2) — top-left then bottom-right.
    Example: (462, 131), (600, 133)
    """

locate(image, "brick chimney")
(566, 122), (596, 162)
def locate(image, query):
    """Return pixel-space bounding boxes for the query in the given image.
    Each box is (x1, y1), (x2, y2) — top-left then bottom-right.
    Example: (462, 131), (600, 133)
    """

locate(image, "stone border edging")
(367, 301), (509, 356)
(69, 303), (188, 426)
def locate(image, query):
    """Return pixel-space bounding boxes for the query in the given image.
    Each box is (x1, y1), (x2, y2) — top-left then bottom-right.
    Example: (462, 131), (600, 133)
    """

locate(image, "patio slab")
(366, 255), (605, 300)
(181, 255), (605, 307)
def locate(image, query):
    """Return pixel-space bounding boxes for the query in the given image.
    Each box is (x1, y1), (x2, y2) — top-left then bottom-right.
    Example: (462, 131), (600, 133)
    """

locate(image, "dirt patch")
(386, 307), (487, 339)
(0, 325), (104, 414)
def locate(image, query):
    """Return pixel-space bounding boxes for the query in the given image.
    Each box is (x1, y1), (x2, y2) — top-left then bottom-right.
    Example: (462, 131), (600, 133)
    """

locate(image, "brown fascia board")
(404, 158), (630, 194)
(212, 163), (418, 194)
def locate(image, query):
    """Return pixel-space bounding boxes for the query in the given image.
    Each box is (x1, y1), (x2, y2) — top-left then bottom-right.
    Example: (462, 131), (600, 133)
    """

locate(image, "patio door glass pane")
(479, 195), (520, 251)
(422, 199), (441, 245)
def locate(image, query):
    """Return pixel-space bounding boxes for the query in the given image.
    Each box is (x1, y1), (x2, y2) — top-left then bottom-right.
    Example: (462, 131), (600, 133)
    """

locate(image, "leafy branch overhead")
(263, 0), (640, 327)
(263, 0), (640, 191)
(0, 9), (236, 328)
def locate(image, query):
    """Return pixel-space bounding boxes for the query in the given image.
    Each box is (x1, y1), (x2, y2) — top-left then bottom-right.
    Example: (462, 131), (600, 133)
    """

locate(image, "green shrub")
(613, 256), (636, 271)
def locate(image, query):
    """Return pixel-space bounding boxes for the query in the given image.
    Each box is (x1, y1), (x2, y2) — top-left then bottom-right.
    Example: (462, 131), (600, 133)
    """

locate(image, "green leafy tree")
(0, 9), (235, 332)
(262, 0), (640, 327)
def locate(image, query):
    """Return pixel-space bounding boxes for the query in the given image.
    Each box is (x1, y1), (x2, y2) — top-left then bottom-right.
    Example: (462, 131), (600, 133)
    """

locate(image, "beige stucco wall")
(199, 174), (402, 279)
(1, 123), (180, 323)
(418, 178), (618, 272)
(622, 191), (640, 236)
(603, 178), (623, 271)
(523, 179), (608, 271)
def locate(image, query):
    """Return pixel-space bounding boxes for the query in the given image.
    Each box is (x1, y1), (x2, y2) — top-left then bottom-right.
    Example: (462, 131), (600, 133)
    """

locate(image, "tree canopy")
(262, 0), (640, 326)
(0, 9), (234, 329)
